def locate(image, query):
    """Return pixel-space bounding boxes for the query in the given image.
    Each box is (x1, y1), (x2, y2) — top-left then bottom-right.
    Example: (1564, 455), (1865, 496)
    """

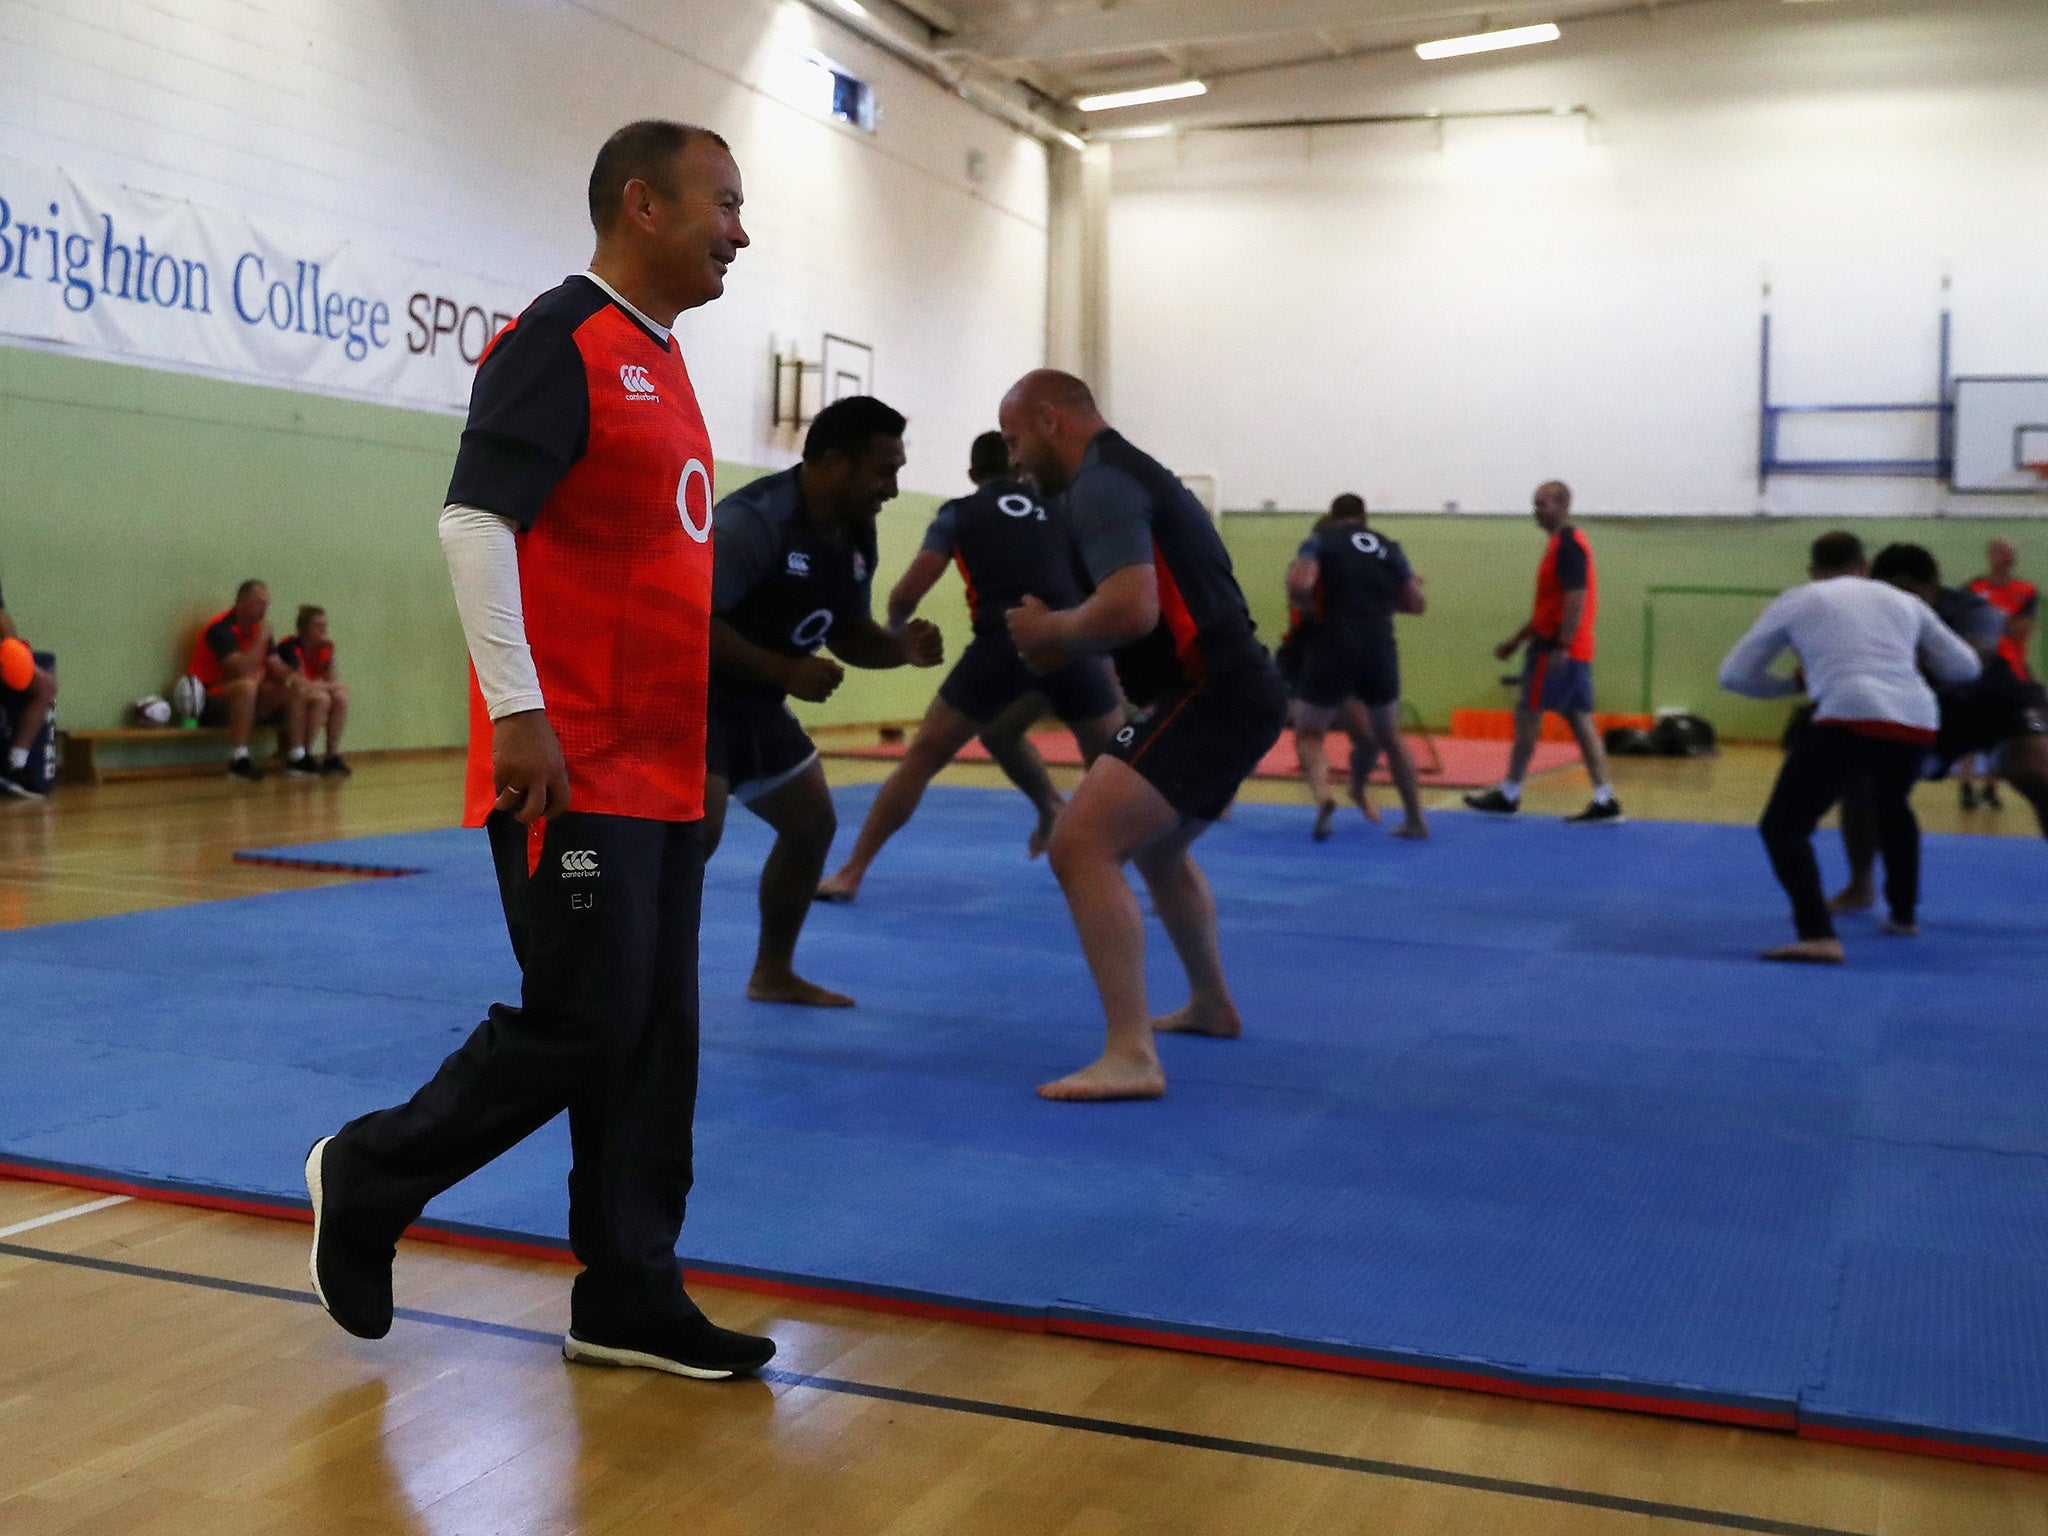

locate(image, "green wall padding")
(7, 344), (2042, 753)
(1223, 514), (2047, 740)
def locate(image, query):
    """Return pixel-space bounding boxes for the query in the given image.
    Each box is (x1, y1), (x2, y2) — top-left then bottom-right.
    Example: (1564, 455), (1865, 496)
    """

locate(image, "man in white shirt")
(1719, 531), (1980, 963)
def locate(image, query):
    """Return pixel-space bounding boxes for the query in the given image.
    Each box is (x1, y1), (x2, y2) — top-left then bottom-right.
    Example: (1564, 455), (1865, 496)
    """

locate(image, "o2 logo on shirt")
(1350, 530), (1383, 556)
(676, 459), (712, 544)
(998, 493), (1045, 521)
(791, 609), (835, 648)
(1115, 724), (1137, 747)
(619, 364), (658, 399)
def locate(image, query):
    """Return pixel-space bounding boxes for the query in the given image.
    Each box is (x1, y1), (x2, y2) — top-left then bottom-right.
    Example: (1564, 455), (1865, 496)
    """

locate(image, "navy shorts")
(939, 632), (1120, 726)
(1112, 661), (1289, 822)
(1296, 634), (1399, 711)
(1518, 648), (1594, 715)
(706, 696), (817, 806)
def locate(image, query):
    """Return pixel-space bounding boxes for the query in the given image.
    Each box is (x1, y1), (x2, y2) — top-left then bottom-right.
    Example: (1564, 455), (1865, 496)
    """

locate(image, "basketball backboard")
(1951, 376), (2048, 494)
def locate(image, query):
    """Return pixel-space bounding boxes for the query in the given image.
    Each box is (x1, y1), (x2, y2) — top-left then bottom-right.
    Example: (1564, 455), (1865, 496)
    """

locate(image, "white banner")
(0, 159), (540, 412)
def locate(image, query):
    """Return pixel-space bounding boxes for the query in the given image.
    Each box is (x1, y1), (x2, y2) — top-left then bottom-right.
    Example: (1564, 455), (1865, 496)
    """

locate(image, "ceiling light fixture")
(1077, 80), (1208, 112)
(1415, 22), (1561, 61)
(830, 0), (870, 15)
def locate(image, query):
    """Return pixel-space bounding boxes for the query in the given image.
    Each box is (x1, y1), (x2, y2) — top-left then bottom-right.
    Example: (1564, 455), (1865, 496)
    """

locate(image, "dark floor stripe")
(0, 1237), (1868, 1536)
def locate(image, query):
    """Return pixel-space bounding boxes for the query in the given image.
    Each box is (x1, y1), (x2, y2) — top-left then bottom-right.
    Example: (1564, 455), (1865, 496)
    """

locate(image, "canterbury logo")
(619, 364), (658, 397)
(560, 849), (600, 877)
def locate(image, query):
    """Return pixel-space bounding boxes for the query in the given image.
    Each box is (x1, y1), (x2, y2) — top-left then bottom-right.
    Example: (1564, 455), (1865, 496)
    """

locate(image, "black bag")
(1603, 726), (1657, 756)
(1649, 712), (1716, 758)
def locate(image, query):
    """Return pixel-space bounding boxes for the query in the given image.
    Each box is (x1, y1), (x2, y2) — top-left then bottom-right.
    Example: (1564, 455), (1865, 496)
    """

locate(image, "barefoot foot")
(1151, 1001), (1241, 1039)
(1391, 817), (1430, 840)
(1037, 1053), (1166, 1102)
(1312, 801), (1336, 842)
(1028, 811), (1061, 861)
(814, 870), (860, 904)
(1881, 917), (1918, 937)
(1760, 938), (1845, 964)
(1828, 883), (1876, 915)
(1348, 783), (1381, 824)
(747, 971), (856, 1007)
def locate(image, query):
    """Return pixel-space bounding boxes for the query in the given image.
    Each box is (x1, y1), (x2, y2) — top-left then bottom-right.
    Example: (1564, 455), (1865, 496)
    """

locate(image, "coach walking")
(306, 121), (776, 1379)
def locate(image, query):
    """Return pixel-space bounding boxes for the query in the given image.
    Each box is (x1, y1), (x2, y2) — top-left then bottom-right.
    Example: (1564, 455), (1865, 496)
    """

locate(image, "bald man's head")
(999, 370), (1108, 494)
(1533, 480), (1572, 532)
(1987, 537), (2019, 579)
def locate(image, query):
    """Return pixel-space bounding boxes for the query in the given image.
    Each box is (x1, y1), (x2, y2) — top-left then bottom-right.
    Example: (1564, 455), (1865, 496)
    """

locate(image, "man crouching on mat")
(1827, 543), (2048, 915)
(816, 430), (1124, 901)
(1001, 371), (1287, 1101)
(705, 395), (943, 1006)
(1719, 531), (1980, 964)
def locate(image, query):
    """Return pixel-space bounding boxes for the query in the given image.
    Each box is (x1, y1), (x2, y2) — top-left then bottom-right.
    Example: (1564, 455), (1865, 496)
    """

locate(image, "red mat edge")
(12, 1156), (2042, 1468)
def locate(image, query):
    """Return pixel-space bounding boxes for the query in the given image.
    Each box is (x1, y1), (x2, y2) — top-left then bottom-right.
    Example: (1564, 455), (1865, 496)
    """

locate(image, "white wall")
(0, 0), (1050, 496)
(1104, 0), (2048, 515)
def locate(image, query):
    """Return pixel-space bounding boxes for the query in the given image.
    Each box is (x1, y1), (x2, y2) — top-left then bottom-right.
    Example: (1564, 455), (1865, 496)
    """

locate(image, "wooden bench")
(57, 725), (279, 786)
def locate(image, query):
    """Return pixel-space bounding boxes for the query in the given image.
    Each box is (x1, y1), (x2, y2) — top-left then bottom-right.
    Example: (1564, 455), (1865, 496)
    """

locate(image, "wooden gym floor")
(1, 748), (2042, 1535)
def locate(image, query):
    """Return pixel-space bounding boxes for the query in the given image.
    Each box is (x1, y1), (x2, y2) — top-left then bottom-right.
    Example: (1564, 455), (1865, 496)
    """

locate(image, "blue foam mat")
(4, 787), (2047, 1456)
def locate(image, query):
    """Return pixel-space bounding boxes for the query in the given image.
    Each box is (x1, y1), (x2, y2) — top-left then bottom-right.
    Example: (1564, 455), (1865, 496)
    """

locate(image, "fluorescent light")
(1077, 80), (1207, 113)
(831, 0), (869, 14)
(1415, 23), (1561, 60)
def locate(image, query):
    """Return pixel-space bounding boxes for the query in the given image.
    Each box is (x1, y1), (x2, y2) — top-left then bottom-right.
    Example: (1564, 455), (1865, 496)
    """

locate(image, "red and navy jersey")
(919, 476), (1085, 636)
(1531, 525), (1598, 662)
(1299, 522), (1411, 651)
(188, 609), (269, 689)
(277, 635), (335, 681)
(446, 275), (716, 826)
(1065, 430), (1266, 703)
(710, 465), (876, 709)
(1968, 576), (2038, 680)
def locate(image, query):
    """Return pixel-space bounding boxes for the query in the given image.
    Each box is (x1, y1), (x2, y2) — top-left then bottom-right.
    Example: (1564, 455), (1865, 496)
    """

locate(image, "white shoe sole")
(562, 1333), (738, 1380)
(305, 1137), (333, 1315)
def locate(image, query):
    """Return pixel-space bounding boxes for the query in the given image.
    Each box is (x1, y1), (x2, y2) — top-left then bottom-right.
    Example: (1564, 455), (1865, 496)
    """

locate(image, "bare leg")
(979, 695), (1065, 858)
(10, 666), (56, 750)
(325, 685), (349, 755)
(745, 761), (852, 1007)
(1039, 756), (1184, 1101)
(1564, 710), (1614, 790)
(302, 687), (333, 759)
(1292, 701), (1337, 840)
(220, 676), (260, 752)
(818, 697), (981, 900)
(1830, 777), (1878, 913)
(1997, 735), (2048, 839)
(1367, 701), (1428, 838)
(1141, 829), (1241, 1040)
(1504, 707), (1544, 785)
(1338, 699), (1381, 822)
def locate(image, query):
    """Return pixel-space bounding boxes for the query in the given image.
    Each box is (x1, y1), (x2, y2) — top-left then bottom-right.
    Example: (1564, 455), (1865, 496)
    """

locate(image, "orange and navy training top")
(188, 610), (270, 690)
(918, 476), (1085, 637)
(446, 275), (715, 827)
(276, 635), (335, 681)
(1967, 576), (2038, 681)
(1064, 430), (1266, 704)
(1531, 525), (1598, 662)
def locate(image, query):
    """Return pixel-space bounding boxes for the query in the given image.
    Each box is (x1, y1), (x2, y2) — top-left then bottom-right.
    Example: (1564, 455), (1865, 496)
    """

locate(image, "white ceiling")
(881, 0), (1728, 103)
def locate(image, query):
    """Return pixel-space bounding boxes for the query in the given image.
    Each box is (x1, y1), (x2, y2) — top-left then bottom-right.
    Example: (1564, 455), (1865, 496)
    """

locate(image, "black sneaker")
(1565, 798), (1625, 825)
(321, 755), (352, 778)
(284, 754), (322, 778)
(0, 766), (43, 801)
(228, 756), (265, 782)
(305, 1137), (397, 1340)
(1960, 782), (1978, 810)
(565, 1296), (777, 1380)
(1463, 787), (1520, 815)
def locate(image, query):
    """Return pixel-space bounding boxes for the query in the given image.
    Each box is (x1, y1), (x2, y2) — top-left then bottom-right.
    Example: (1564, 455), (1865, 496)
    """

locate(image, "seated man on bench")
(188, 580), (308, 781)
(0, 573), (58, 800)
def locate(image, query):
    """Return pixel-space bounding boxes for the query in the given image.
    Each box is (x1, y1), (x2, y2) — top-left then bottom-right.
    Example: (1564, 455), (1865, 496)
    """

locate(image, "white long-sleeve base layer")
(438, 503), (544, 720)
(1718, 575), (1982, 736)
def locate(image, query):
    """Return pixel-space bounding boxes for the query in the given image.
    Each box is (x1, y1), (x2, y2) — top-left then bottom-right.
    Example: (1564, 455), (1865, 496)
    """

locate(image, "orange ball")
(0, 637), (34, 692)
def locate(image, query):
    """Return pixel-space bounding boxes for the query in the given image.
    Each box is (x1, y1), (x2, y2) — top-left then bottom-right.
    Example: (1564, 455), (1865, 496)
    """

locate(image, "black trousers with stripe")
(1760, 718), (1923, 940)
(329, 811), (704, 1312)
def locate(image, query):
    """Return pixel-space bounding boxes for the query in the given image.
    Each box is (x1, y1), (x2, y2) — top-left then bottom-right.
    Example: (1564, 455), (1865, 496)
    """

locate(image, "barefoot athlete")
(1001, 371), (1287, 1102)
(308, 121), (775, 1379)
(818, 430), (1123, 902)
(704, 395), (943, 1006)
(1718, 530), (1980, 965)
(1275, 514), (1382, 830)
(1285, 493), (1429, 842)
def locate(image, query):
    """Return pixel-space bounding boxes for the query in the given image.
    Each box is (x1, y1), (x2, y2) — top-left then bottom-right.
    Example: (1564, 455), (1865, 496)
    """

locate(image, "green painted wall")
(1223, 513), (2048, 741)
(0, 345), (966, 748)
(6, 344), (2042, 752)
